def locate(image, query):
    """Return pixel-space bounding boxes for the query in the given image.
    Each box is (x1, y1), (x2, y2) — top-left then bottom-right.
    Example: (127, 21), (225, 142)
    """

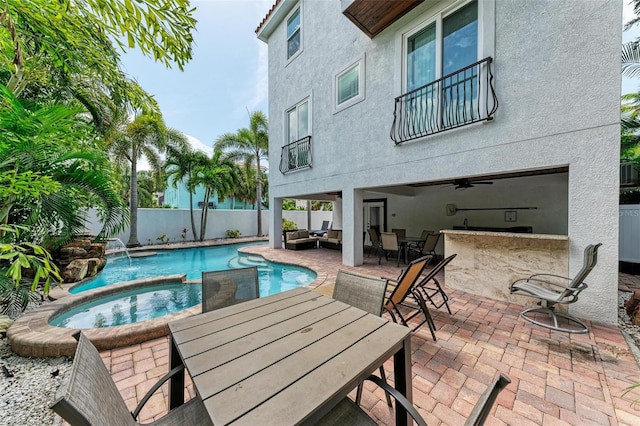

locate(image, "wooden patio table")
(167, 287), (413, 425)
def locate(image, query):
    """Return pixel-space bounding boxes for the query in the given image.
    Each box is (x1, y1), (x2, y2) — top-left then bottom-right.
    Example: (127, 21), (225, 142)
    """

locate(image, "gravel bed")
(2, 291), (640, 425)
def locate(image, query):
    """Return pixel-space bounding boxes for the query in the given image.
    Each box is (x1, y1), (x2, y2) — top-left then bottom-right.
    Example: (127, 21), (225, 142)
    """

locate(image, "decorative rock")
(63, 259), (89, 283)
(84, 258), (101, 277)
(0, 316), (13, 334)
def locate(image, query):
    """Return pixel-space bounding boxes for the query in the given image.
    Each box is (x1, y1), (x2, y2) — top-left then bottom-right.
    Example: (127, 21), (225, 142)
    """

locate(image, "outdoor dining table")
(398, 236), (424, 264)
(167, 287), (413, 425)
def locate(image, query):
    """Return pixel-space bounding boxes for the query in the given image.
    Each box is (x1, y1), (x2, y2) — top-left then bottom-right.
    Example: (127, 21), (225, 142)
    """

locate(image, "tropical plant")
(0, 86), (127, 246)
(214, 111), (269, 236)
(0, 0), (196, 97)
(192, 149), (240, 241)
(282, 218), (297, 231)
(623, 0), (640, 79)
(107, 113), (188, 246)
(165, 145), (203, 241)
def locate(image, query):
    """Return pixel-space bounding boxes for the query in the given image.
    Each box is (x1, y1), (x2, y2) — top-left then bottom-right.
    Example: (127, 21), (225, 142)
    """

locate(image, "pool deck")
(7, 238), (640, 424)
(87, 243), (640, 425)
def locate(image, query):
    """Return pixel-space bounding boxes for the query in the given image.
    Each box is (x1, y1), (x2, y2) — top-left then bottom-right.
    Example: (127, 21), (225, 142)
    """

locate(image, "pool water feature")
(70, 242), (316, 295)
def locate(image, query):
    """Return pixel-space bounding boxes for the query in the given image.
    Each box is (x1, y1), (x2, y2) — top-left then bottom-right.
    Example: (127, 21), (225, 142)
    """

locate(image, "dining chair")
(367, 228), (381, 257)
(50, 331), (212, 426)
(391, 228), (406, 239)
(379, 232), (401, 266)
(202, 266), (260, 313)
(332, 270), (391, 406)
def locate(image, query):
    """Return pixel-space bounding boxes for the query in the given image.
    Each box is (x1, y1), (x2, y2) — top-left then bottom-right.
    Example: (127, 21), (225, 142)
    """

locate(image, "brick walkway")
(100, 246), (640, 425)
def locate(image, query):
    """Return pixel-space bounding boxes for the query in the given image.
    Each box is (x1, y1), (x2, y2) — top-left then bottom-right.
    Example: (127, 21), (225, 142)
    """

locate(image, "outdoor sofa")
(319, 229), (342, 250)
(284, 229), (318, 250)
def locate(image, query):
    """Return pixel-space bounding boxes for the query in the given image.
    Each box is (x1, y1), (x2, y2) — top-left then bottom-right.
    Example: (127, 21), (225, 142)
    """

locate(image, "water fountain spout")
(107, 238), (132, 264)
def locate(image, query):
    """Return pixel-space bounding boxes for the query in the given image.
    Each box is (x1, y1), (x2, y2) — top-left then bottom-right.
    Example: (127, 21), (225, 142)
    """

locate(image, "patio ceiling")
(342, 0), (425, 38)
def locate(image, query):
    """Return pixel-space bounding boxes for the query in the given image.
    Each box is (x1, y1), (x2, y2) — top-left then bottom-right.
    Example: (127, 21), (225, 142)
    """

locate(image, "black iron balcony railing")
(390, 57), (498, 144)
(280, 136), (312, 174)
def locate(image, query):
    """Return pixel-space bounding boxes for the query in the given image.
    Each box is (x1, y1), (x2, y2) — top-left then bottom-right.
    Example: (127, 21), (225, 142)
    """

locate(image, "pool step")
(228, 256), (273, 272)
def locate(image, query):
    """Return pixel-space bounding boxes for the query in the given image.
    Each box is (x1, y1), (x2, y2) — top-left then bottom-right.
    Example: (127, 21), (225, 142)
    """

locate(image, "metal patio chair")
(383, 255), (437, 340)
(50, 331), (212, 426)
(412, 253), (457, 315)
(379, 232), (401, 266)
(202, 266), (260, 313)
(332, 270), (391, 406)
(509, 243), (601, 333)
(409, 232), (440, 261)
(367, 228), (382, 257)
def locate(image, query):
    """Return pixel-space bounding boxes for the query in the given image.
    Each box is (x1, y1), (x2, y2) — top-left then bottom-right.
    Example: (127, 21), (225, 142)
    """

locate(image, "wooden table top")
(169, 287), (411, 425)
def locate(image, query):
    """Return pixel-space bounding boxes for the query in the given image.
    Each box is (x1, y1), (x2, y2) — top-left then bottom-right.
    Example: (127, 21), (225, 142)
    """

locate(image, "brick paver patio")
(100, 246), (640, 425)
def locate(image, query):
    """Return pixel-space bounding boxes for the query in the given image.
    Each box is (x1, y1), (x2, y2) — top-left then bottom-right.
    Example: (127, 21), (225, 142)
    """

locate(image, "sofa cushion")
(327, 230), (339, 239)
(286, 231), (299, 241)
(298, 230), (309, 238)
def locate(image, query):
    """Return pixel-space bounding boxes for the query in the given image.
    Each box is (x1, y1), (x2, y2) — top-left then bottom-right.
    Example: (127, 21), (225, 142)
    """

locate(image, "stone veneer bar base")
(441, 230), (569, 307)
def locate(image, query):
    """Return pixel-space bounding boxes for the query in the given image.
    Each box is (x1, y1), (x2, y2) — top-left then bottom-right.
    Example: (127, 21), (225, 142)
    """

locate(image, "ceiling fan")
(453, 178), (493, 190)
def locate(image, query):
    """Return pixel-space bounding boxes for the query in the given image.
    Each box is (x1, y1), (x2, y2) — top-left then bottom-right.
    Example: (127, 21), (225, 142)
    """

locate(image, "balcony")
(390, 57), (498, 144)
(280, 136), (312, 174)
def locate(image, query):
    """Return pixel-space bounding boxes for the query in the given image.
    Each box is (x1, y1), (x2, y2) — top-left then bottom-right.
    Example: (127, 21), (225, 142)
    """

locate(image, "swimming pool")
(70, 242), (316, 294)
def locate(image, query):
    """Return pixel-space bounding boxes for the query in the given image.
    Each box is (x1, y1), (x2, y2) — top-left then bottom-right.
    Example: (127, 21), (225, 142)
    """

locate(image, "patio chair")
(316, 375), (427, 426)
(409, 232), (440, 261)
(379, 232), (401, 266)
(50, 331), (212, 426)
(310, 220), (330, 236)
(391, 228), (406, 239)
(464, 373), (512, 426)
(332, 270), (391, 406)
(202, 267), (260, 313)
(367, 228), (381, 257)
(509, 243), (601, 333)
(384, 255), (437, 340)
(412, 254), (457, 315)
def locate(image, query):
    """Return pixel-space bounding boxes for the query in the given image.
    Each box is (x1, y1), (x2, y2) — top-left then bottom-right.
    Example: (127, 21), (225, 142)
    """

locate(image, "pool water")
(50, 283), (202, 329)
(70, 242), (316, 294)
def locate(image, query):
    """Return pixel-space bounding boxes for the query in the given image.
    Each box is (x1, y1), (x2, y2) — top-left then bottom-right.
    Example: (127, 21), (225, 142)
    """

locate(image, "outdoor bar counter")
(441, 230), (569, 305)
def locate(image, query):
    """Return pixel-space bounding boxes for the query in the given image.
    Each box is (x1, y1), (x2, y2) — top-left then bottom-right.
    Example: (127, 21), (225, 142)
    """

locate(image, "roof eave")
(256, 0), (299, 42)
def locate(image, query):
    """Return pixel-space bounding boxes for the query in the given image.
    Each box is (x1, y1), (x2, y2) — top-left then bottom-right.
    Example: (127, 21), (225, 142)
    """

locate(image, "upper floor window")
(286, 6), (302, 60)
(282, 98), (311, 172)
(334, 54), (366, 112)
(405, 1), (477, 92)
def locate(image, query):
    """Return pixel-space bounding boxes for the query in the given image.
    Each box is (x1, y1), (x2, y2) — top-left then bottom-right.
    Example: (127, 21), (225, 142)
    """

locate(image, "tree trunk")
(200, 188), (210, 241)
(188, 189), (197, 242)
(256, 158), (262, 236)
(126, 145), (140, 247)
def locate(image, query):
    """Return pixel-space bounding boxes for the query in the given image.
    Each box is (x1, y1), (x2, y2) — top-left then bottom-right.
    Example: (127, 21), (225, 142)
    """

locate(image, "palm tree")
(108, 113), (188, 247)
(623, 0), (640, 78)
(165, 146), (208, 241)
(193, 149), (240, 241)
(214, 111), (268, 236)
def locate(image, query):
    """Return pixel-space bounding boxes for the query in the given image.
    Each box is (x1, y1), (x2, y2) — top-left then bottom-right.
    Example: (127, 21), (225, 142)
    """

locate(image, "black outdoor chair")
(202, 267), (260, 313)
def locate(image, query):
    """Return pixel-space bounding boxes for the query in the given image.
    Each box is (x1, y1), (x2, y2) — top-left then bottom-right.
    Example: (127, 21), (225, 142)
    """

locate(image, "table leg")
(168, 336), (185, 409)
(393, 334), (412, 426)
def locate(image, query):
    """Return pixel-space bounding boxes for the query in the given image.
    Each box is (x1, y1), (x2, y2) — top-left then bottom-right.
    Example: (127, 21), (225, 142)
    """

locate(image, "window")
(334, 55), (365, 112)
(402, 1), (478, 135)
(284, 98), (311, 170)
(405, 1), (477, 91)
(286, 6), (301, 60)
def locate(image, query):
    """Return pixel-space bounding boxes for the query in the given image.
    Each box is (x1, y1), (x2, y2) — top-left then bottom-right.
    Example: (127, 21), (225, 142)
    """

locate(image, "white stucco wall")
(260, 0), (621, 324)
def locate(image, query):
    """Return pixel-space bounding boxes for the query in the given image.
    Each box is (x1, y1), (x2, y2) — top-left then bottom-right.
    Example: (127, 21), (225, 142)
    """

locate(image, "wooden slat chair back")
(384, 255), (437, 340)
(333, 270), (391, 406)
(50, 332), (211, 426)
(509, 243), (601, 333)
(202, 266), (260, 313)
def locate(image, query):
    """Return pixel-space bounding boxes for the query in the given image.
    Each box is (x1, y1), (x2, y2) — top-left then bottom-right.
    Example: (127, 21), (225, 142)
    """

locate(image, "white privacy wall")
(620, 205), (640, 263)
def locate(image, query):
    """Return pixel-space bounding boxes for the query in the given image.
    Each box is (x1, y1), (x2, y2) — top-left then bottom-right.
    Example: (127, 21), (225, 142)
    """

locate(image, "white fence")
(83, 209), (332, 245)
(620, 205), (640, 263)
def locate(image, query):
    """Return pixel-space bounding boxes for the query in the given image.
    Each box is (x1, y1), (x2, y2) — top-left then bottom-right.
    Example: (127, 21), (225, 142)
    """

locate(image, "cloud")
(185, 134), (213, 156)
(246, 42), (269, 112)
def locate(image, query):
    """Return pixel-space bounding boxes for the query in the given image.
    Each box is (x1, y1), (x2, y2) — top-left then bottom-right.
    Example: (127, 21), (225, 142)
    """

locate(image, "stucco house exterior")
(256, 0), (621, 325)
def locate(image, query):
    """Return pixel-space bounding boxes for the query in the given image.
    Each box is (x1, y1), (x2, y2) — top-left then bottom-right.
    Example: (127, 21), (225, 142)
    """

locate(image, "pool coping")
(7, 240), (324, 358)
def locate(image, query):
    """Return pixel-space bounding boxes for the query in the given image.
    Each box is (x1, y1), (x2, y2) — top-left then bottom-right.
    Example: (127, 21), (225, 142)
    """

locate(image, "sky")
(120, 0), (273, 155)
(123, 0), (639, 158)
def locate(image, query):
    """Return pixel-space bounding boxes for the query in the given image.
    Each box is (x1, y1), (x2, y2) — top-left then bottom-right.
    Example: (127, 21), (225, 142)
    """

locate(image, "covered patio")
(102, 246), (640, 425)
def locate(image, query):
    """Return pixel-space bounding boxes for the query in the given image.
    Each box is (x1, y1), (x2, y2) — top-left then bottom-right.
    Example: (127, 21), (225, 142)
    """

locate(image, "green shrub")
(226, 229), (241, 239)
(282, 218), (297, 231)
